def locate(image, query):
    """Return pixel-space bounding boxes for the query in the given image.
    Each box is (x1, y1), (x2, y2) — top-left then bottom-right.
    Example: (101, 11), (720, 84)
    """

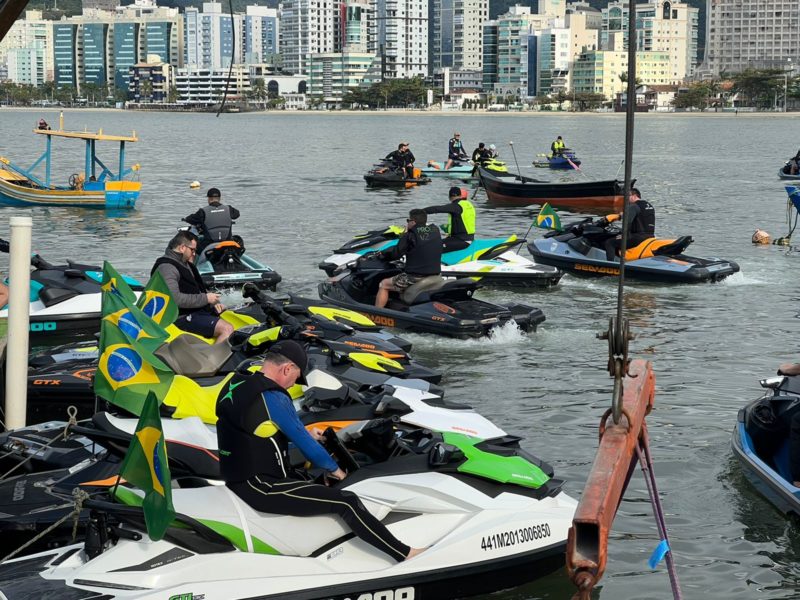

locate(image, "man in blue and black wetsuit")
(445, 132), (468, 170)
(216, 340), (423, 562)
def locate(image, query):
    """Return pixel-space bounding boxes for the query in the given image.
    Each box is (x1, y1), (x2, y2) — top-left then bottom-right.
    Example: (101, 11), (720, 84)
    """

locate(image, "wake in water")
(400, 320), (530, 350)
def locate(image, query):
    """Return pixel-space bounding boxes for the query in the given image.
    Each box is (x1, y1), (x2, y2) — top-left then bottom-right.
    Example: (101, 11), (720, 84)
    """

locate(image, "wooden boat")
(0, 114), (141, 209)
(478, 167), (626, 212)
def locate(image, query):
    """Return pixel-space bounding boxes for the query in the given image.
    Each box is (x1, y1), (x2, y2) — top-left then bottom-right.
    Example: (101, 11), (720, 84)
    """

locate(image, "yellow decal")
(575, 263), (620, 275)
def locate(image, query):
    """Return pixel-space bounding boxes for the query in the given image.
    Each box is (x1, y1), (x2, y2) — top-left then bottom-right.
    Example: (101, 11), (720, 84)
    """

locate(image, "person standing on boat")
(374, 209), (442, 308)
(551, 136), (565, 157)
(423, 187), (476, 252)
(603, 188), (655, 262)
(385, 142), (416, 179)
(151, 231), (233, 344)
(446, 132), (469, 170)
(216, 340), (424, 562)
(183, 188), (240, 252)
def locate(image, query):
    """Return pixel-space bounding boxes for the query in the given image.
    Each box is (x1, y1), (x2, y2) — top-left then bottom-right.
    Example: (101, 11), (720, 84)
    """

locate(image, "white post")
(5, 216), (32, 429)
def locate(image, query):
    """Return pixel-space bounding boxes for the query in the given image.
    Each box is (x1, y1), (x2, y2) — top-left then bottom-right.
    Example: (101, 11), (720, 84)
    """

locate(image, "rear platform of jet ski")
(195, 241), (281, 291)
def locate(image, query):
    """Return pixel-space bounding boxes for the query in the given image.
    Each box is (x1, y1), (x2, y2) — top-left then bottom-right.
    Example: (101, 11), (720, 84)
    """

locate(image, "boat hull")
(479, 167), (624, 212)
(778, 166), (800, 180)
(0, 176), (140, 209)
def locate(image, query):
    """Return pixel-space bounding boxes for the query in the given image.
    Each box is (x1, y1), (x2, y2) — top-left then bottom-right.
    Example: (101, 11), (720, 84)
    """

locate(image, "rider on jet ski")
(151, 231), (233, 344)
(602, 188), (655, 262)
(445, 132), (469, 170)
(374, 209), (442, 308)
(424, 186), (476, 252)
(183, 187), (241, 252)
(385, 143), (416, 179)
(216, 340), (424, 561)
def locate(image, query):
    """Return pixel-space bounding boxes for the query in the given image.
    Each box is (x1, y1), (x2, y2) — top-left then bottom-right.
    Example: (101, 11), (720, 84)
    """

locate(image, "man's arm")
(265, 391), (339, 472)
(155, 262), (209, 309)
(407, 151), (415, 164)
(382, 232), (410, 261)
(184, 208), (205, 226)
(229, 206), (241, 220)
(423, 203), (459, 216)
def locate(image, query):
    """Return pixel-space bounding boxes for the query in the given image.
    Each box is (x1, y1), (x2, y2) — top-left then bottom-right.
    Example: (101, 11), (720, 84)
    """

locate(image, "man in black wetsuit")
(471, 142), (491, 165)
(151, 231), (233, 343)
(445, 132), (468, 170)
(375, 209), (442, 308)
(424, 186), (476, 252)
(216, 340), (423, 561)
(183, 188), (241, 252)
(385, 143), (416, 178)
(604, 188), (655, 262)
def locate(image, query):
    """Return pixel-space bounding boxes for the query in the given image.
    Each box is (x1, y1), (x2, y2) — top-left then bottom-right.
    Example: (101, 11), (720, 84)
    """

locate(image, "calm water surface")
(2, 108), (800, 599)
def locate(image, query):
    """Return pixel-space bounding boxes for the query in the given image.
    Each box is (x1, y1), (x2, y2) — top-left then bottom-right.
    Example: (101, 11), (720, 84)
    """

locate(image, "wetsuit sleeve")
(424, 203), (459, 216)
(229, 206), (240, 220)
(0, 239), (8, 253)
(625, 203), (641, 232)
(184, 208), (205, 226)
(408, 151), (415, 164)
(263, 391), (339, 472)
(382, 231), (410, 261)
(154, 262), (209, 310)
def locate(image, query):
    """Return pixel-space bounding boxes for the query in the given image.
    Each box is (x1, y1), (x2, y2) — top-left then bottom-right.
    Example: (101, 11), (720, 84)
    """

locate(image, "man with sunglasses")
(216, 340), (423, 562)
(374, 209), (442, 308)
(151, 230), (233, 344)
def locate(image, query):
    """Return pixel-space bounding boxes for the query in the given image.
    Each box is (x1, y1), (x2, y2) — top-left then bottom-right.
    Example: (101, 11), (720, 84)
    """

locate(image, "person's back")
(402, 222), (443, 276)
(424, 187), (475, 252)
(184, 188), (240, 249)
(628, 198), (656, 242)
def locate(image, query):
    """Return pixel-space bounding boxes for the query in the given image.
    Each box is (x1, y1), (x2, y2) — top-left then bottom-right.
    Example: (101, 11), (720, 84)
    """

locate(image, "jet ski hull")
(364, 172), (431, 188)
(527, 238), (740, 283)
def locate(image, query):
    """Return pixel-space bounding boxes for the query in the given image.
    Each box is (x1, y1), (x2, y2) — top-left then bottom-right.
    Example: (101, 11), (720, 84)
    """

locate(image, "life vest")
(446, 200), (476, 240)
(151, 254), (208, 315)
(201, 203), (233, 242)
(552, 139), (565, 152)
(404, 224), (442, 276)
(216, 372), (294, 483)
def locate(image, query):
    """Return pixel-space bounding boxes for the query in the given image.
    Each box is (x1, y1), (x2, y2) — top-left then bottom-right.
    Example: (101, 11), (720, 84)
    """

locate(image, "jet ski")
(527, 217), (740, 283)
(533, 149), (582, 169)
(419, 160), (476, 179)
(318, 253), (545, 338)
(322, 226), (563, 289)
(0, 416), (576, 599)
(0, 380), (506, 556)
(0, 254), (142, 342)
(732, 374), (800, 515)
(364, 160), (431, 188)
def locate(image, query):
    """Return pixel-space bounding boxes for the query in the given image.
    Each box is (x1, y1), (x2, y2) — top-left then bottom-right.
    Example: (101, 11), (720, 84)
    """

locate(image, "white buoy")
(5, 216), (32, 429)
(189, 180), (201, 189)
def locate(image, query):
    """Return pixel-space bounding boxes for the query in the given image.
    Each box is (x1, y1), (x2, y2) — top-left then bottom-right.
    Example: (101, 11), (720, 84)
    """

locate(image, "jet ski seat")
(401, 275), (446, 304)
(168, 485), (391, 556)
(155, 334), (233, 377)
(623, 236), (694, 261)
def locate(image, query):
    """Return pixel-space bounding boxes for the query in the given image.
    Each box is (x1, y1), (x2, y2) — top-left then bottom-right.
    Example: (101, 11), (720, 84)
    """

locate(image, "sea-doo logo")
(72, 368), (96, 381)
(575, 264), (619, 275)
(168, 594), (205, 600)
(337, 587), (415, 600)
(343, 341), (377, 350)
(326, 547), (344, 560)
(12, 480), (26, 501)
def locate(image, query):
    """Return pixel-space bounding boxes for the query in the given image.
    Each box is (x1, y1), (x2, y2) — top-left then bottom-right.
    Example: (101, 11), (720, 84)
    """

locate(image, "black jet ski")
(364, 159), (431, 188)
(527, 217), (740, 283)
(318, 253), (545, 338)
(0, 255), (143, 343)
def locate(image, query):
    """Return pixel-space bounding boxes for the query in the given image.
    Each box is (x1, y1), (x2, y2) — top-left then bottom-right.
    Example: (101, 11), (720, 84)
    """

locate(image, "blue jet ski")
(527, 217), (739, 283)
(321, 226), (563, 288)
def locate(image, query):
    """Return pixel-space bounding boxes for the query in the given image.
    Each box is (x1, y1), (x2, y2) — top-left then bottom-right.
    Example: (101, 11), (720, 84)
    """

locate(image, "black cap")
(449, 186), (462, 198)
(207, 187), (221, 198)
(271, 340), (308, 385)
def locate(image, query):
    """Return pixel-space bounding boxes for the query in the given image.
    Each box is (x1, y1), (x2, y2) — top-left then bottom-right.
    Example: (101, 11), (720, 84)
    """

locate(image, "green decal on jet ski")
(384, 225), (405, 236)
(349, 352), (403, 373)
(442, 433), (550, 489)
(307, 306), (376, 327)
(247, 326), (281, 348)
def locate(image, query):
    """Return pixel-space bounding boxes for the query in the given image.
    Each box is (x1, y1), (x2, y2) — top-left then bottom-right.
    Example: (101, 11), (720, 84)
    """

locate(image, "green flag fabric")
(118, 391), (175, 541)
(535, 203), (562, 231)
(94, 319), (174, 416)
(101, 291), (171, 371)
(101, 261), (137, 310)
(136, 270), (179, 327)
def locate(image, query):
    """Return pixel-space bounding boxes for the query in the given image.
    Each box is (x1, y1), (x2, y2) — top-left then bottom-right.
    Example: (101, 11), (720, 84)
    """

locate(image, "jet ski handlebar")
(30, 254), (55, 270)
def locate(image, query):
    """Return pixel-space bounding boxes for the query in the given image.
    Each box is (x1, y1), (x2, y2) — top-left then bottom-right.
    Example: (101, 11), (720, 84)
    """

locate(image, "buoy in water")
(752, 229), (771, 245)
(189, 180), (201, 189)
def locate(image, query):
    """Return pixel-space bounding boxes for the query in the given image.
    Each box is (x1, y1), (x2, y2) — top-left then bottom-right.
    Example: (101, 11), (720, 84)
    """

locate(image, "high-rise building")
(375, 0), (429, 78)
(245, 6), (279, 63)
(183, 3), (245, 70)
(308, 51), (376, 102)
(0, 10), (53, 85)
(280, 0), (341, 75)
(572, 45), (672, 98)
(430, 0), (488, 73)
(601, 0), (698, 82)
(343, 0), (375, 53)
(702, 0), (799, 75)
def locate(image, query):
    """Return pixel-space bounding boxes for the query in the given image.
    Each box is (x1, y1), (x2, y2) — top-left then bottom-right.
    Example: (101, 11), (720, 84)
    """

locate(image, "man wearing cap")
(385, 143), (416, 179)
(216, 340), (423, 562)
(423, 187), (476, 252)
(183, 187), (241, 252)
(602, 188), (656, 262)
(446, 132), (468, 170)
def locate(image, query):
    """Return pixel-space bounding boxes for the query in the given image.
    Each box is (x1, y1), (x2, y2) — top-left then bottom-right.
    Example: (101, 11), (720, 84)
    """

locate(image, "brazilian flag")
(535, 203), (562, 231)
(94, 320), (174, 416)
(102, 291), (170, 371)
(137, 270), (179, 327)
(118, 391), (175, 541)
(101, 261), (137, 308)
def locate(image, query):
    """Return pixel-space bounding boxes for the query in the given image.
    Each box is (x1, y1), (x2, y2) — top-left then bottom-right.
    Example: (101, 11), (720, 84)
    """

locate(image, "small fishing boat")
(478, 167), (625, 212)
(533, 149), (582, 170)
(732, 375), (800, 515)
(0, 114), (141, 209)
(778, 161), (800, 180)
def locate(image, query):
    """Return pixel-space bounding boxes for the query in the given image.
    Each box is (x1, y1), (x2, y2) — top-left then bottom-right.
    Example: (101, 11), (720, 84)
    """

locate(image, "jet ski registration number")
(480, 523), (551, 551)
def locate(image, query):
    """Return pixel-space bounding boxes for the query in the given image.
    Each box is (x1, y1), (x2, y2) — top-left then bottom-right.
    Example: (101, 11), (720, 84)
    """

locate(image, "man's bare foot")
(405, 547), (426, 561)
(794, 481), (800, 488)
